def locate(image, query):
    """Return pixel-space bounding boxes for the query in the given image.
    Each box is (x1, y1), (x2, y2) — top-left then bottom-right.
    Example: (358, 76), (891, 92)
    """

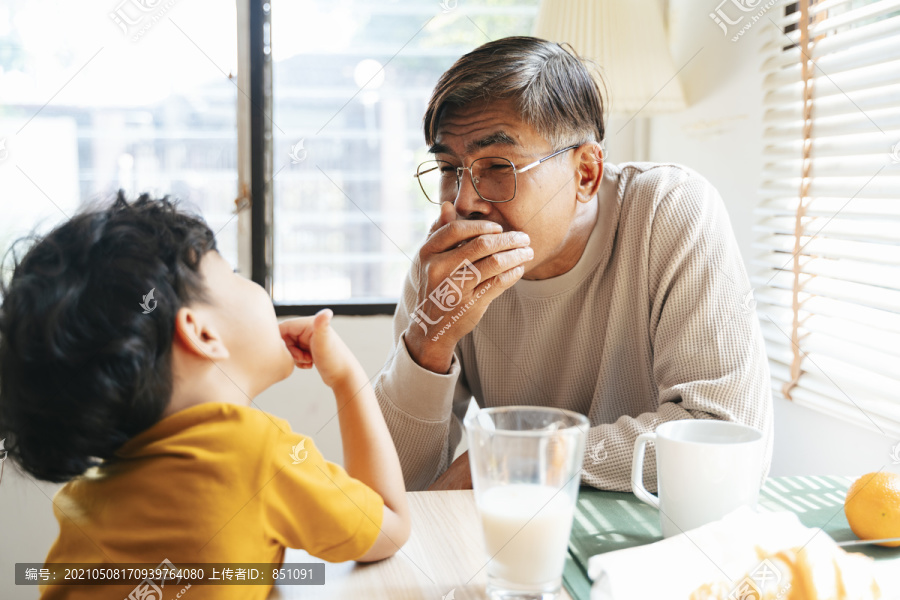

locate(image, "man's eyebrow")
(428, 142), (453, 154)
(427, 131), (519, 156)
(467, 131), (518, 153)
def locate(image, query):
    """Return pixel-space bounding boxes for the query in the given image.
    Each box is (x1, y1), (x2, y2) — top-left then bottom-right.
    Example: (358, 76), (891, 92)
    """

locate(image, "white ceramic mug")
(631, 419), (764, 538)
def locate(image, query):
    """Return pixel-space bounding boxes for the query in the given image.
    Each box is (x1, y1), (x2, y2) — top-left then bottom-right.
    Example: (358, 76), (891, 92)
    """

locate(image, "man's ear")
(173, 306), (230, 361)
(575, 142), (604, 203)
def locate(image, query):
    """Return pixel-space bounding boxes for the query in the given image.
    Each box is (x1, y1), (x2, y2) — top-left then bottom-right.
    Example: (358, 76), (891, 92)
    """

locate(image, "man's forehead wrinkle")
(438, 114), (502, 138)
(433, 117), (522, 156)
(437, 104), (514, 136)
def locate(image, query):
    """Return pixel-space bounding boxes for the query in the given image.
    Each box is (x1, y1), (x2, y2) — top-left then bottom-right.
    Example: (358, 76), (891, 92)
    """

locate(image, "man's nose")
(453, 170), (493, 219)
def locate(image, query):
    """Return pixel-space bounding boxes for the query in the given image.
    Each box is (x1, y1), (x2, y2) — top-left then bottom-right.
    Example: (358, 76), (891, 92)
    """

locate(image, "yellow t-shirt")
(39, 402), (384, 599)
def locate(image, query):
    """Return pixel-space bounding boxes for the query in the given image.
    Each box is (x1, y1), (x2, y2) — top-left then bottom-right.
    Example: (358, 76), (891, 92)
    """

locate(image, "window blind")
(754, 0), (900, 435)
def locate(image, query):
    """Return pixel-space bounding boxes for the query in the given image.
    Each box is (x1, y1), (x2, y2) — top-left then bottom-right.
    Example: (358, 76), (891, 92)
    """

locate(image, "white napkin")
(587, 507), (819, 599)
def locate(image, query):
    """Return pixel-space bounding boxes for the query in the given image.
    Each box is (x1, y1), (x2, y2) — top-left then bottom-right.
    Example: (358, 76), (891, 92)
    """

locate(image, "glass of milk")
(465, 406), (588, 599)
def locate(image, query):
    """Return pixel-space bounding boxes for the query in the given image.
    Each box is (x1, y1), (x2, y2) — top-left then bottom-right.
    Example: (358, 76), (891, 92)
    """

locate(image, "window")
(266, 0), (539, 312)
(0, 0), (240, 272)
(755, 0), (900, 434)
(2, 1), (543, 314)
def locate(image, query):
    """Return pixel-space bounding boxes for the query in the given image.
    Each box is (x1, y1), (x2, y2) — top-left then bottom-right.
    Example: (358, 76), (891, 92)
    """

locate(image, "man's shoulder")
(612, 161), (714, 198)
(610, 161), (721, 221)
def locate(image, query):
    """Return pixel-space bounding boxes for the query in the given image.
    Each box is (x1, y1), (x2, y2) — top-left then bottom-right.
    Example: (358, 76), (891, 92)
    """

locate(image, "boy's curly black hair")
(0, 191), (217, 482)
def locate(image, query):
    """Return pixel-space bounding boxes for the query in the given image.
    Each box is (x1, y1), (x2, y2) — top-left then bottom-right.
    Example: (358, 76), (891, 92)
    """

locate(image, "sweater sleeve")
(580, 169), (774, 492)
(374, 256), (474, 491)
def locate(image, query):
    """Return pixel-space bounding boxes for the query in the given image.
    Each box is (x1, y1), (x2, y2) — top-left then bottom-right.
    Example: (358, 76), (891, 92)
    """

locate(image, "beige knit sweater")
(374, 161), (774, 492)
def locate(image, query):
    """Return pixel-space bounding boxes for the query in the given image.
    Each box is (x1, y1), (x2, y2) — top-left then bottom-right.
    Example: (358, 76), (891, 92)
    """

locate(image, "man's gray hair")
(424, 36), (606, 150)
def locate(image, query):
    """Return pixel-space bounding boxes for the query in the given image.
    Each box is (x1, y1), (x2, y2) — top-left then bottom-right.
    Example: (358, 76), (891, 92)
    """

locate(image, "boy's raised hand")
(280, 310), (412, 562)
(279, 309), (361, 389)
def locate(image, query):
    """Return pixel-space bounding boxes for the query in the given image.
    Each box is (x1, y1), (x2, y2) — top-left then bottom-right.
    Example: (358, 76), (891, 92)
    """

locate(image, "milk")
(477, 484), (575, 586)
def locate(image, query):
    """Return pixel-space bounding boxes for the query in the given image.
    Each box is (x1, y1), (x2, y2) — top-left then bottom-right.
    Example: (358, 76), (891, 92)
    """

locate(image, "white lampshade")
(534, 0), (687, 115)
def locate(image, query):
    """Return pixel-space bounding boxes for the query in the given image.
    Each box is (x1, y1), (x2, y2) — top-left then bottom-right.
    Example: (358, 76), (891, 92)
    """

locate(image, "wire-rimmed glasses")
(414, 145), (579, 204)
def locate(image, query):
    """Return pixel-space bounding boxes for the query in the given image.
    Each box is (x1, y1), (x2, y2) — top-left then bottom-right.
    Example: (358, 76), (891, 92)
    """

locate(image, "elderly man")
(374, 36), (773, 492)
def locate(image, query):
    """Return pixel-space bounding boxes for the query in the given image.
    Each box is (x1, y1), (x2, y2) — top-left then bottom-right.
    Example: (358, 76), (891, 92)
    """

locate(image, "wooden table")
(269, 489), (574, 600)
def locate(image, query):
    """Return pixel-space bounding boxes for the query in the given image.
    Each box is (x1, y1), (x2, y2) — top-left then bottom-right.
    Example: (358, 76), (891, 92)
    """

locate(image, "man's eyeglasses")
(414, 145), (579, 204)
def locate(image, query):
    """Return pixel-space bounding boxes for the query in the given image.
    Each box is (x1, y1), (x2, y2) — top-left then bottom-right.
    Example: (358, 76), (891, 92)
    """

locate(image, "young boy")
(0, 193), (410, 599)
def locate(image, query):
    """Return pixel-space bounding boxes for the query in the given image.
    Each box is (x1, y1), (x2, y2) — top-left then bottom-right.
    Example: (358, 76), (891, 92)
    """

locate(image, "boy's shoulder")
(115, 402), (296, 462)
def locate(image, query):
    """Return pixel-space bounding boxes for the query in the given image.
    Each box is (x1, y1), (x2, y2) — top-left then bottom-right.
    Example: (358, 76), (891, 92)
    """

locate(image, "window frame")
(245, 0), (398, 317)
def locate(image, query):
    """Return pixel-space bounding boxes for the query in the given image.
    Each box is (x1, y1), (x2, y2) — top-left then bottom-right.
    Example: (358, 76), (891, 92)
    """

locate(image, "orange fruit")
(844, 472), (900, 547)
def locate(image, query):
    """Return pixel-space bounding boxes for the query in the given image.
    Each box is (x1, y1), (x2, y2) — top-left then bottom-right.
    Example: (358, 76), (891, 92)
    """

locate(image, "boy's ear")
(173, 306), (230, 361)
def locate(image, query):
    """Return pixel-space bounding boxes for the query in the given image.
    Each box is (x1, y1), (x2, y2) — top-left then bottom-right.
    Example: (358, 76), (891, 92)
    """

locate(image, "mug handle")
(631, 432), (659, 509)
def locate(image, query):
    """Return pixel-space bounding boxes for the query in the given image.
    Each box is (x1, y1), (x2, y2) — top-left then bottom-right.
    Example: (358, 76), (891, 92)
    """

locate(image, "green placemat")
(561, 475), (900, 600)
(562, 554), (591, 600)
